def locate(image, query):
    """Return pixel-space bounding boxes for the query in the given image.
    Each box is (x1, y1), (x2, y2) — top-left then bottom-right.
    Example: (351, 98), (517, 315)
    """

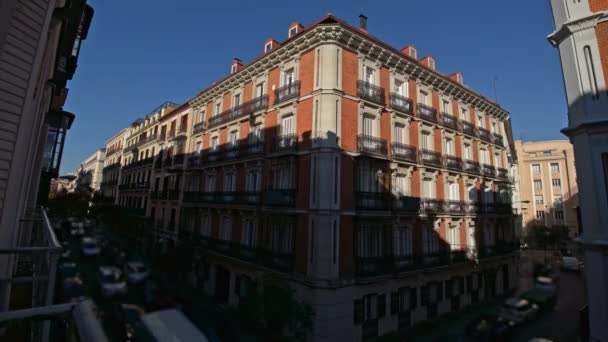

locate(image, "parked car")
(97, 266), (128, 297)
(500, 298), (539, 324)
(124, 262), (149, 284)
(58, 262), (79, 280)
(81, 237), (100, 256)
(535, 276), (557, 294)
(561, 256), (583, 271)
(464, 314), (515, 341)
(61, 277), (86, 303)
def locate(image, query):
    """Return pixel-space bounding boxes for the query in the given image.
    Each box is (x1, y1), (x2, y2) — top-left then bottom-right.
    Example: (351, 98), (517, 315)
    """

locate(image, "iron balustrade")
(172, 153), (186, 165)
(417, 103), (437, 123)
(445, 200), (466, 214)
(467, 202), (481, 214)
(356, 192), (391, 210)
(263, 189), (296, 207)
(461, 121), (478, 137)
(463, 159), (480, 174)
(274, 81), (300, 105)
(182, 191), (260, 205)
(394, 196), (421, 212)
(357, 134), (388, 155)
(390, 93), (413, 114)
(481, 163), (495, 177)
(118, 182), (150, 190)
(391, 143), (417, 162)
(443, 155), (463, 171)
(187, 154), (202, 168)
(357, 80), (386, 106)
(477, 241), (519, 258)
(123, 157), (154, 169)
(193, 121), (205, 135)
(273, 134), (297, 152)
(421, 198), (445, 214)
(208, 95), (269, 128)
(102, 162), (121, 171)
(493, 134), (504, 147)
(478, 127), (492, 142)
(420, 149), (442, 167)
(497, 167), (508, 179)
(441, 113), (459, 131)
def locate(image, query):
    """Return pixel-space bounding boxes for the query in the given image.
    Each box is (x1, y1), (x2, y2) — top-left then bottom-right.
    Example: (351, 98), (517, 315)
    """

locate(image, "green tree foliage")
(46, 191), (90, 218)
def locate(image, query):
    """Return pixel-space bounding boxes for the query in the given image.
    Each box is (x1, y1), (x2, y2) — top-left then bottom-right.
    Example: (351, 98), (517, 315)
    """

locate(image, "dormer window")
(410, 47), (417, 59)
(289, 27), (298, 38)
(265, 42), (272, 53)
(457, 73), (463, 84)
(428, 58), (435, 70)
(231, 64), (237, 74)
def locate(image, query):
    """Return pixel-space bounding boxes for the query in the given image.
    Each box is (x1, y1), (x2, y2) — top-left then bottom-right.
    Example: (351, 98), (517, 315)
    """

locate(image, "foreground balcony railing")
(463, 159), (480, 174)
(417, 103), (437, 123)
(208, 95), (269, 128)
(461, 121), (478, 137)
(356, 192), (391, 210)
(357, 80), (386, 106)
(0, 208), (101, 342)
(391, 143), (417, 163)
(357, 134), (388, 155)
(182, 191), (260, 205)
(390, 93), (413, 114)
(420, 149), (442, 167)
(274, 82), (300, 105)
(443, 155), (463, 171)
(441, 113), (459, 131)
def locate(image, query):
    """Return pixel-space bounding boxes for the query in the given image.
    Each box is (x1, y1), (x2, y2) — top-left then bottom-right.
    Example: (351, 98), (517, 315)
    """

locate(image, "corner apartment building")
(152, 15), (520, 341)
(515, 140), (578, 236)
(75, 148), (106, 191)
(100, 127), (128, 201)
(549, 1), (608, 340)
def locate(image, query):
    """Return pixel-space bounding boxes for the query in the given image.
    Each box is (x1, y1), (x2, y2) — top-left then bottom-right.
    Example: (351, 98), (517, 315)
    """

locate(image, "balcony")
(496, 203), (513, 215)
(478, 127), (492, 143)
(123, 157), (154, 170)
(208, 95), (269, 129)
(443, 155), (463, 171)
(171, 153), (186, 166)
(496, 167), (508, 179)
(356, 192), (391, 211)
(493, 133), (504, 147)
(150, 190), (180, 201)
(394, 196), (420, 213)
(390, 93), (413, 115)
(461, 121), (478, 137)
(357, 80), (386, 106)
(154, 157), (162, 169)
(263, 189), (296, 207)
(481, 163), (495, 177)
(441, 113), (459, 131)
(274, 81), (300, 105)
(182, 191), (260, 206)
(169, 125), (187, 140)
(421, 198), (445, 214)
(417, 103), (437, 123)
(463, 159), (480, 174)
(118, 181), (150, 190)
(357, 134), (388, 156)
(273, 134), (297, 152)
(478, 241), (519, 259)
(445, 200), (467, 215)
(187, 154), (202, 168)
(193, 121), (205, 135)
(391, 143), (417, 163)
(420, 149), (442, 168)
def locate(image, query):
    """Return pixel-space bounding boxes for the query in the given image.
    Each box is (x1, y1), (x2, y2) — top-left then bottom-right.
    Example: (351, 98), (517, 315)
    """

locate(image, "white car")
(500, 298), (539, 324)
(561, 256), (582, 271)
(97, 266), (127, 297)
(535, 276), (557, 294)
(123, 261), (149, 284)
(81, 237), (100, 256)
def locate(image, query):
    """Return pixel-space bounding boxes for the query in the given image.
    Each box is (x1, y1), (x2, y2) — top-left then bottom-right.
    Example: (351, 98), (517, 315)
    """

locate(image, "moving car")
(81, 237), (100, 256)
(500, 298), (539, 324)
(124, 261), (149, 284)
(97, 266), (128, 297)
(561, 256), (582, 271)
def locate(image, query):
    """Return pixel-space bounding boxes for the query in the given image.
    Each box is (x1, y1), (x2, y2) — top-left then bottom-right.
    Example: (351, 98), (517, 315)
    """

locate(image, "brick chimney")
(359, 14), (368, 32)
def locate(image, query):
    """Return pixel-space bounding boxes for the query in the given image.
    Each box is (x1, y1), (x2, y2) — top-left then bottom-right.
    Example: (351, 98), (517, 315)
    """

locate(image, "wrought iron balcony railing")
(193, 121), (205, 135)
(182, 191), (260, 206)
(390, 93), (413, 114)
(445, 200), (467, 214)
(262, 189), (296, 207)
(391, 143), (417, 163)
(443, 155), (463, 171)
(417, 103), (437, 123)
(356, 191), (391, 210)
(478, 127), (492, 142)
(481, 163), (495, 177)
(172, 153), (186, 166)
(357, 134), (388, 155)
(441, 113), (459, 131)
(493, 133), (504, 147)
(461, 121), (478, 137)
(496, 167), (508, 179)
(273, 134), (297, 152)
(420, 149), (442, 167)
(274, 82), (300, 105)
(394, 196), (421, 212)
(463, 159), (480, 174)
(208, 95), (269, 128)
(357, 80), (386, 106)
(421, 198), (445, 214)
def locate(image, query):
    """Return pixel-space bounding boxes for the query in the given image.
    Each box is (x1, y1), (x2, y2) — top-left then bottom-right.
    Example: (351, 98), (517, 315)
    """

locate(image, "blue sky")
(61, 0), (566, 174)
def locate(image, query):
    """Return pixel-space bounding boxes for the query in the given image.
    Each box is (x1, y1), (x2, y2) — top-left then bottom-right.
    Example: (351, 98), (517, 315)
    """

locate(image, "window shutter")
(390, 292), (399, 315)
(354, 299), (364, 325)
(378, 294), (386, 318)
(410, 288), (418, 308)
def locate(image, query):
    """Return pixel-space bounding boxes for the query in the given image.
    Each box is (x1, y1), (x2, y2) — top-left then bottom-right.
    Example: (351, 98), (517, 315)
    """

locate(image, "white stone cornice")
(548, 10), (608, 46)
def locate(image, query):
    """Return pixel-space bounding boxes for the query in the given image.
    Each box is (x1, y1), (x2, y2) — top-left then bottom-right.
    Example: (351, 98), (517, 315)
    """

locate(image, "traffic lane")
(513, 270), (586, 342)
